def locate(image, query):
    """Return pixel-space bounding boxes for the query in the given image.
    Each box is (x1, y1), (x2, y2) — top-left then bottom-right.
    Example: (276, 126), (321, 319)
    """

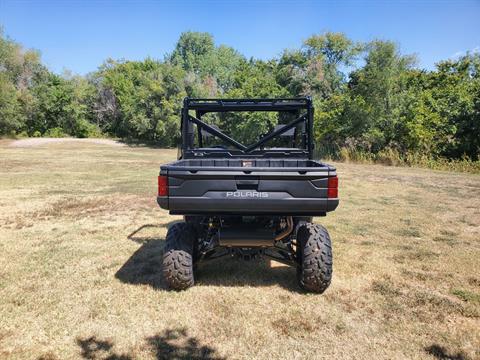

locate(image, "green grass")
(452, 289), (480, 304)
(0, 139), (479, 359)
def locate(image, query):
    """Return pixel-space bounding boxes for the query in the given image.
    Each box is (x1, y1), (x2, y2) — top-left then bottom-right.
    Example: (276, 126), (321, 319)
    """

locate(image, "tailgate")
(157, 162), (339, 215)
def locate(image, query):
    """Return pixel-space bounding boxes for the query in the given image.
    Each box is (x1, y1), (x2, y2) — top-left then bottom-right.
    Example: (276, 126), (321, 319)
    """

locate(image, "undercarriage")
(186, 215), (304, 267)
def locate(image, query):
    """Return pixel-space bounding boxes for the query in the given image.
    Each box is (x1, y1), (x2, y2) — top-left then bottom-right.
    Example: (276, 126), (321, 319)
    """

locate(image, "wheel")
(163, 222), (196, 290)
(296, 223), (332, 293)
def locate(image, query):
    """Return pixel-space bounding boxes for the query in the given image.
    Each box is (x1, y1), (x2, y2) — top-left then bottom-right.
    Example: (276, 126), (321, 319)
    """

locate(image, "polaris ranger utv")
(157, 98), (339, 293)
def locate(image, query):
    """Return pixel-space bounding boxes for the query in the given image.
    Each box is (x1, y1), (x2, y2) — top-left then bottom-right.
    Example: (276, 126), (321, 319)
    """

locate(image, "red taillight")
(158, 175), (168, 196)
(327, 176), (338, 198)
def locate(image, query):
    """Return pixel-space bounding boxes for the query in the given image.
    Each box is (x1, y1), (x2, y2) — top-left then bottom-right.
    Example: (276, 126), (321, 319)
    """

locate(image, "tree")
(342, 40), (417, 152)
(92, 58), (186, 144)
(0, 28), (45, 135)
(277, 32), (362, 97)
(220, 59), (288, 145)
(169, 31), (244, 96)
(430, 54), (480, 159)
(170, 31), (215, 75)
(303, 32), (362, 94)
(0, 73), (23, 134)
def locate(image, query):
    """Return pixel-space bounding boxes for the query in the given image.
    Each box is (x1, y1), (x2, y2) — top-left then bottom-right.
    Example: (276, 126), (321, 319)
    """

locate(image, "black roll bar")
(244, 114), (306, 152)
(181, 97), (314, 159)
(189, 115), (247, 151)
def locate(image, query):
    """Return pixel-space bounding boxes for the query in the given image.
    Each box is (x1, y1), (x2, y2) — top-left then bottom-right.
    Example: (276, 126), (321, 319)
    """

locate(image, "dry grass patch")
(0, 142), (479, 359)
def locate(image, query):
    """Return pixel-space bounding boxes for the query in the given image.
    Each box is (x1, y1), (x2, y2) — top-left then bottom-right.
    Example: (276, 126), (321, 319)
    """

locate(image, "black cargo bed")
(162, 158), (330, 170)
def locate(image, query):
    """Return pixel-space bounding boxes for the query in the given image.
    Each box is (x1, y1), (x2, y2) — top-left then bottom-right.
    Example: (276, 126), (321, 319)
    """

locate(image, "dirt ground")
(0, 141), (479, 359)
(8, 137), (125, 148)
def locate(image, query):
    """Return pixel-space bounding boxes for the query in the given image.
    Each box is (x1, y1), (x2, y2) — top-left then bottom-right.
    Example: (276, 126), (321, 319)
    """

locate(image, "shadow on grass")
(116, 223), (300, 292)
(196, 257), (299, 292)
(424, 344), (467, 360)
(115, 238), (167, 289)
(126, 221), (181, 244)
(76, 328), (225, 359)
(115, 222), (179, 289)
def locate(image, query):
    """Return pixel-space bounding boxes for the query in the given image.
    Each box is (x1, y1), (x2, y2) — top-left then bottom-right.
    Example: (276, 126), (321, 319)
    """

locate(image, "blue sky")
(1, 0), (479, 75)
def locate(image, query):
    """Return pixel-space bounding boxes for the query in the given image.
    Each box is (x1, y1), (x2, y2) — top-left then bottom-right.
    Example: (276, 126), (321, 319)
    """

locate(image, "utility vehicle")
(157, 97), (339, 293)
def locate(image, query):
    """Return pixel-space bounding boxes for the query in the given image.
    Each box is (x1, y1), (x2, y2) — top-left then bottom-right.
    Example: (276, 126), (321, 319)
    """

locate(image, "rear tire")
(297, 223), (332, 293)
(163, 222), (196, 290)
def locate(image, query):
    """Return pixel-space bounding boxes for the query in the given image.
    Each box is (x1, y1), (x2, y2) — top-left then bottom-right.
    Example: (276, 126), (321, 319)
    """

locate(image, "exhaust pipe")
(218, 217), (294, 248)
(218, 227), (274, 247)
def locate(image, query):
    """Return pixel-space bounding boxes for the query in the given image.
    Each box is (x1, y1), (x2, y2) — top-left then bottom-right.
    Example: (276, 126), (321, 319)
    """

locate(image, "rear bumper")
(157, 194), (338, 216)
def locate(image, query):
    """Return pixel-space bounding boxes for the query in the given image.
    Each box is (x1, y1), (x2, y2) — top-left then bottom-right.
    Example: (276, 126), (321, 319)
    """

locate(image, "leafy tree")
(170, 31), (216, 75)
(0, 28), (45, 134)
(278, 32), (362, 97)
(29, 72), (74, 134)
(0, 73), (23, 134)
(220, 59), (288, 145)
(93, 58), (186, 144)
(303, 32), (362, 95)
(430, 54), (480, 159)
(342, 40), (417, 152)
(169, 31), (244, 96)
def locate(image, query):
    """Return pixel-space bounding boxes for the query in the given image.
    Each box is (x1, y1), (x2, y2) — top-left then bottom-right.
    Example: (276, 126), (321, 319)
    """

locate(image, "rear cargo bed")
(163, 158), (330, 169)
(158, 159), (339, 216)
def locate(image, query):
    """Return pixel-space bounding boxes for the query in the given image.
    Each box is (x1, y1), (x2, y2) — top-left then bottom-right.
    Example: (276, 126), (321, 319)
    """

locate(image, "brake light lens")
(327, 176), (338, 198)
(158, 175), (168, 196)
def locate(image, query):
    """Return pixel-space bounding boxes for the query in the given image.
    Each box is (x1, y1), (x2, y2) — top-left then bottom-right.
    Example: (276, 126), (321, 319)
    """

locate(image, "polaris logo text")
(226, 191), (269, 198)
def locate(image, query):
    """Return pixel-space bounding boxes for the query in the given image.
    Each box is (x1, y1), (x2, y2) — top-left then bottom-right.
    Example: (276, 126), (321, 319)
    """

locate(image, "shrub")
(376, 148), (403, 166)
(44, 127), (66, 138)
(7, 130), (17, 138)
(16, 131), (29, 138)
(75, 119), (103, 138)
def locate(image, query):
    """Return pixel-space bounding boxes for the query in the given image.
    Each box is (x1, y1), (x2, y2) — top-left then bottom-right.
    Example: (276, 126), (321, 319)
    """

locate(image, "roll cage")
(180, 97), (315, 159)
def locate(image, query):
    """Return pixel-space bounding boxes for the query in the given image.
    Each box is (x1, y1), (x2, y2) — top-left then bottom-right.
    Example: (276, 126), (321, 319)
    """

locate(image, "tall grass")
(315, 146), (480, 174)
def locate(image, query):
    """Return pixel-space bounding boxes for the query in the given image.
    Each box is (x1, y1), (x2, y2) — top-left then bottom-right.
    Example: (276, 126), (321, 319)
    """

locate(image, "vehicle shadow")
(196, 257), (300, 292)
(115, 223), (171, 289)
(126, 221), (181, 244)
(115, 237), (167, 289)
(116, 223), (301, 292)
(76, 327), (225, 359)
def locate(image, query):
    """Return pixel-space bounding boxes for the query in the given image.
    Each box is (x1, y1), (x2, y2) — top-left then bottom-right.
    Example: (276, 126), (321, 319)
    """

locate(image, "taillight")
(327, 176), (338, 198)
(158, 175), (168, 196)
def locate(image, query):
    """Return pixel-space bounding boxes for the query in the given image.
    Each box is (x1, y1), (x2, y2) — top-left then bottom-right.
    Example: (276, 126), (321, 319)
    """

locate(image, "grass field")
(0, 139), (479, 360)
